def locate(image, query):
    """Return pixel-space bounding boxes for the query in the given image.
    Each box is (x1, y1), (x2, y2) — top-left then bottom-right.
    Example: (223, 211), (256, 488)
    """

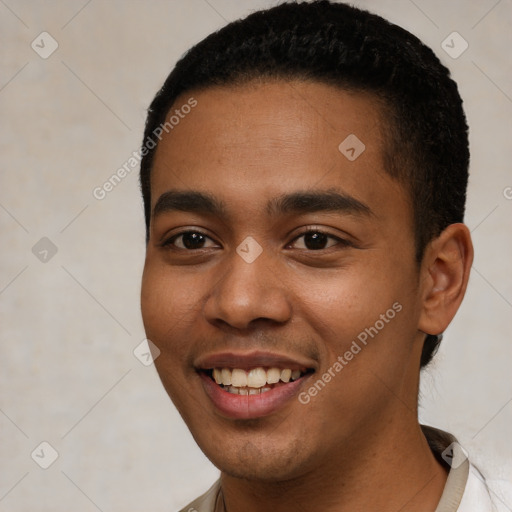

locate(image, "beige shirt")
(179, 426), (497, 512)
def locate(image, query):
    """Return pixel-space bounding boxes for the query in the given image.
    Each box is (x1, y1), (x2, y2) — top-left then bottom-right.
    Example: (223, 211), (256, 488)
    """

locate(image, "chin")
(199, 432), (311, 482)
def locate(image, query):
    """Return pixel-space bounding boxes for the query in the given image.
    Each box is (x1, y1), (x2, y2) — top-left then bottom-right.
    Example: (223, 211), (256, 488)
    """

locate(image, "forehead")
(150, 80), (407, 222)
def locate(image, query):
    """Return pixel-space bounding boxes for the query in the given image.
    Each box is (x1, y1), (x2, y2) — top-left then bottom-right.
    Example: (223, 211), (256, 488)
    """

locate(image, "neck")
(219, 421), (448, 512)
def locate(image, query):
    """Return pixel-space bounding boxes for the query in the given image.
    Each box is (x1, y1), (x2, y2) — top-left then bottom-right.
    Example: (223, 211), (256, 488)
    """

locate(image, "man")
(139, 1), (503, 510)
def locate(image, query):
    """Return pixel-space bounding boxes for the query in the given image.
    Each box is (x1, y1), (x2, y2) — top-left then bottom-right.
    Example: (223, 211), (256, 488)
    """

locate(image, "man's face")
(141, 80), (426, 481)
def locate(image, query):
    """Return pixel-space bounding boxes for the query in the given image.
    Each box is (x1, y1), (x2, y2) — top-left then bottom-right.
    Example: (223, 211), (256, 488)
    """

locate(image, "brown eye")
(164, 231), (218, 250)
(303, 232), (329, 250)
(291, 230), (346, 251)
(181, 232), (206, 249)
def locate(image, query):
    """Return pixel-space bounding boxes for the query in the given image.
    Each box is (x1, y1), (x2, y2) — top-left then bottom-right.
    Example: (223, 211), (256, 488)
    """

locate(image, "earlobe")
(418, 223), (474, 336)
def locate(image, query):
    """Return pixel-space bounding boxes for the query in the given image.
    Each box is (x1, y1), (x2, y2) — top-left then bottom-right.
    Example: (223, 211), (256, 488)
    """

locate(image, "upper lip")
(195, 350), (317, 372)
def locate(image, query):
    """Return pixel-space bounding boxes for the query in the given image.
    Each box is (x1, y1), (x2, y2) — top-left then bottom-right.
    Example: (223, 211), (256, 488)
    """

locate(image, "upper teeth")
(212, 367), (302, 388)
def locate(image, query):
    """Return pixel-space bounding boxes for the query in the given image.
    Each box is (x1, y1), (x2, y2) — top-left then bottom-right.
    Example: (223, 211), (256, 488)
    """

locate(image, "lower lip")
(199, 372), (309, 420)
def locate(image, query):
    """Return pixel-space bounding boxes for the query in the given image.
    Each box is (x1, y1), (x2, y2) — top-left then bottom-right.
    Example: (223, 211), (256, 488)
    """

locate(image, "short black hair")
(140, 0), (469, 367)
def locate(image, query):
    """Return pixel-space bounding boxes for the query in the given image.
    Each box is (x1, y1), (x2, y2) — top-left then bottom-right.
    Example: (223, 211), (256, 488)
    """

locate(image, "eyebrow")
(266, 189), (373, 217)
(152, 189), (373, 219)
(153, 190), (227, 218)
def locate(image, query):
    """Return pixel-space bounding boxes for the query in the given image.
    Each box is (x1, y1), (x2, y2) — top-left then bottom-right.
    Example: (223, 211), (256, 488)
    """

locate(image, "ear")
(418, 223), (474, 336)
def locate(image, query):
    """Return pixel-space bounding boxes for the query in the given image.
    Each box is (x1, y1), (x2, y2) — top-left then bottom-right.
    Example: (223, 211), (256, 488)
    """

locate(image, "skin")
(141, 80), (473, 512)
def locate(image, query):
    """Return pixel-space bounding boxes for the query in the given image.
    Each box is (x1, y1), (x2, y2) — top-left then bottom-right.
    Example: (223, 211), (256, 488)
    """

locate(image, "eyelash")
(162, 228), (351, 252)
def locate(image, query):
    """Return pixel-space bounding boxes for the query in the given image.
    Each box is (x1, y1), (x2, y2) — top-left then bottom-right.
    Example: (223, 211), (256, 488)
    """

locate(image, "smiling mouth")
(203, 366), (314, 395)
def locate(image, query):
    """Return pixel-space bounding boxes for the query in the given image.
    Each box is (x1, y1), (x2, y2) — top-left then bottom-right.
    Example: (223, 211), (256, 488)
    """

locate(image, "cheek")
(141, 263), (205, 409)
(140, 261), (202, 354)
(291, 270), (418, 432)
(294, 263), (408, 343)
(291, 257), (420, 397)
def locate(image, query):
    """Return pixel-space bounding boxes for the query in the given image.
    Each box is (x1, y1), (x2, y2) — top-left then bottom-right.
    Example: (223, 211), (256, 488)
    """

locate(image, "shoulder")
(457, 464), (512, 512)
(421, 425), (511, 512)
(459, 466), (512, 512)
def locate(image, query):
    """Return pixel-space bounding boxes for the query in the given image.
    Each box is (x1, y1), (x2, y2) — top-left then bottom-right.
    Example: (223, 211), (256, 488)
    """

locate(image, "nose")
(203, 247), (292, 330)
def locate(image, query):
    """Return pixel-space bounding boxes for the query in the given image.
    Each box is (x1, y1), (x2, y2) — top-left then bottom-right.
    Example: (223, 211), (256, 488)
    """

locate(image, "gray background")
(0, 0), (511, 510)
